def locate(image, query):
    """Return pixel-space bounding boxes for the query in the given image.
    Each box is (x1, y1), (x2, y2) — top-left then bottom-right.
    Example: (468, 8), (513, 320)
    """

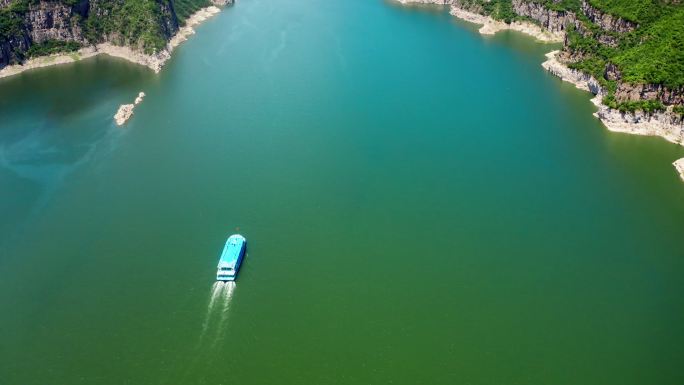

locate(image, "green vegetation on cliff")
(569, 1), (684, 87)
(457, 0), (684, 112)
(0, 0), (214, 63)
(175, 0), (211, 24)
(0, 1), (28, 40)
(566, 1), (683, 111)
(26, 40), (81, 58)
(457, 0), (518, 23)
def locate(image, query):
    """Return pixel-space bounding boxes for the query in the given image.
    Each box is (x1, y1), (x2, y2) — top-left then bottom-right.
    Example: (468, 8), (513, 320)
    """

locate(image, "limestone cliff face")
(599, 40), (684, 106)
(0, 0), (229, 69)
(580, 0), (636, 33)
(0, 29), (30, 68)
(511, 0), (575, 34)
(543, 51), (684, 147)
(397, 0), (684, 149)
(84, 0), (180, 50)
(614, 82), (684, 106)
(25, 0), (89, 44)
(503, 1), (682, 113)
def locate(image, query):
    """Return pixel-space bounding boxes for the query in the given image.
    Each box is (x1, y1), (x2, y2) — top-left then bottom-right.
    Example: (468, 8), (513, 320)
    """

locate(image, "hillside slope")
(450, 0), (683, 114)
(0, 0), (228, 69)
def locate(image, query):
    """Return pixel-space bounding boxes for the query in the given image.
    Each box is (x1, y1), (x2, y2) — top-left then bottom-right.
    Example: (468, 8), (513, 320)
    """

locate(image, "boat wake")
(198, 281), (236, 346)
(179, 281), (237, 382)
(213, 281), (236, 346)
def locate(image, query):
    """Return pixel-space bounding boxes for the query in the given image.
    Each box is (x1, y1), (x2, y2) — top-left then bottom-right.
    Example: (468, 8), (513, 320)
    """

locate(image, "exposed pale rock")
(114, 104), (135, 126)
(393, 1), (563, 42)
(25, 1), (86, 43)
(96, 43), (171, 73)
(674, 158), (684, 182)
(580, 0), (636, 33)
(449, 6), (562, 42)
(0, 50), (92, 79)
(0, 5), (224, 79)
(541, 50), (602, 94)
(593, 98), (684, 146)
(512, 0), (575, 35)
(542, 51), (684, 147)
(134, 92), (146, 105)
(394, 1), (684, 182)
(114, 92), (145, 126)
(169, 6), (222, 50)
(394, 0), (450, 4)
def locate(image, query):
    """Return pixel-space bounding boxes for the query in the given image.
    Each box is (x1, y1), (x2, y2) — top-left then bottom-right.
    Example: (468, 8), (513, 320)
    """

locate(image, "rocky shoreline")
(542, 51), (684, 147)
(448, 6), (562, 42)
(0, 5), (223, 79)
(394, 0), (561, 42)
(395, 0), (684, 181)
(674, 158), (684, 181)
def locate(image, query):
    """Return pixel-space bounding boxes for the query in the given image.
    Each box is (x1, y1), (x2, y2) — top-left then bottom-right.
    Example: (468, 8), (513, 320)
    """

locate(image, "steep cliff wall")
(580, 0), (636, 33)
(396, 0), (684, 178)
(0, 0), (231, 69)
(511, 0), (576, 34)
(25, 0), (88, 43)
(405, 0), (684, 115)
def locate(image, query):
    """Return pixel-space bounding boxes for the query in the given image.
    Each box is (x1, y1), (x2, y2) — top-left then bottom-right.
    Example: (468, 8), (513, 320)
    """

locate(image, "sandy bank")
(0, 6), (222, 79)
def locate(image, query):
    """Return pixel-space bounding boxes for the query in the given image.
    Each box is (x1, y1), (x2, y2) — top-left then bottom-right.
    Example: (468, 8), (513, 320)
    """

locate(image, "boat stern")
(216, 266), (237, 281)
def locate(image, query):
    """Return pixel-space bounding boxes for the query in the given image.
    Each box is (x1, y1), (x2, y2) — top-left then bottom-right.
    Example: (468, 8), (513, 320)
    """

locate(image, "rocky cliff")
(396, 0), (684, 180)
(510, 0), (576, 34)
(0, 0), (232, 70)
(400, 0), (684, 128)
(580, 0), (636, 33)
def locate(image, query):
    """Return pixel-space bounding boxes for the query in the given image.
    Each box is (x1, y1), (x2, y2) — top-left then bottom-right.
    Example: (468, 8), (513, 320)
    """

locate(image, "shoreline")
(394, 0), (562, 42)
(542, 50), (684, 147)
(449, 6), (562, 42)
(0, 6), (222, 79)
(675, 158), (684, 181)
(395, 0), (684, 181)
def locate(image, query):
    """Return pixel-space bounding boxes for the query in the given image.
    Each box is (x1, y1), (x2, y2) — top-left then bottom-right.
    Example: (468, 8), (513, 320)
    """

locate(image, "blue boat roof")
(218, 234), (246, 268)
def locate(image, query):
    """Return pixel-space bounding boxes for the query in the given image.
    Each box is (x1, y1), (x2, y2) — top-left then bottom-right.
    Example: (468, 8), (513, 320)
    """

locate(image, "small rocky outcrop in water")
(114, 92), (145, 126)
(674, 158), (684, 182)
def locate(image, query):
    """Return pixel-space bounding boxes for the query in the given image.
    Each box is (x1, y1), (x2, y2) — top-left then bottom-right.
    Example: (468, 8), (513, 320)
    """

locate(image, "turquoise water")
(1, 1), (684, 384)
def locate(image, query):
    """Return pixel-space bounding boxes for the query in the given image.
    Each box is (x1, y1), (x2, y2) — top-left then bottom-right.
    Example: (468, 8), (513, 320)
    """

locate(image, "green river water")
(1, 0), (684, 384)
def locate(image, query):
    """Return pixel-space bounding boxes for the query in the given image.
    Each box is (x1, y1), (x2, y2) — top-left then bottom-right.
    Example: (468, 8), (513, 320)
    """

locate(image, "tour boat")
(216, 234), (247, 281)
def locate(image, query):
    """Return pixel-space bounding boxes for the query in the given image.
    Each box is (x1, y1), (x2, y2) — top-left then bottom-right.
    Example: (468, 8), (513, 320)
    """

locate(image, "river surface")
(1, 1), (684, 384)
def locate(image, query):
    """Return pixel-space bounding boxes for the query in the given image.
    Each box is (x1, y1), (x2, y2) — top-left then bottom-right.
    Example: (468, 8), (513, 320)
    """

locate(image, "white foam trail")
(208, 282), (224, 311)
(198, 281), (224, 344)
(212, 281), (236, 347)
(223, 281), (236, 305)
